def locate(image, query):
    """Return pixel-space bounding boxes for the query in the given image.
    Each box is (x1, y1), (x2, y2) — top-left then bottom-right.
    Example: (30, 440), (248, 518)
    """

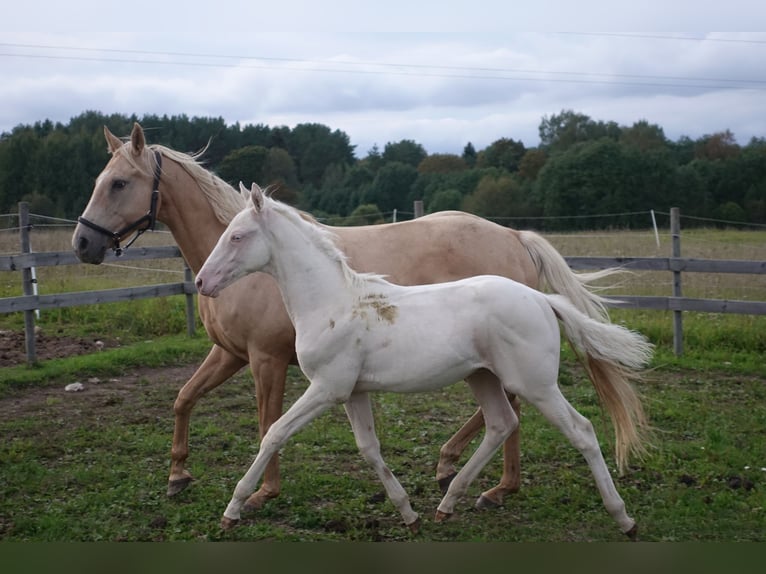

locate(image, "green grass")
(0, 344), (764, 542)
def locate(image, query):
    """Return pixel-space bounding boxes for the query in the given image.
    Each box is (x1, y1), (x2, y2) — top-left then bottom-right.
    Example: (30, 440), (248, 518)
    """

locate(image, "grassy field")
(0, 224), (765, 542)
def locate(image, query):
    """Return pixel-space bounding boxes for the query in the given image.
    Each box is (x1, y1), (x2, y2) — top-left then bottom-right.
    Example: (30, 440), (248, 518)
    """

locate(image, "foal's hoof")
(167, 476), (193, 497)
(437, 473), (457, 495)
(624, 524), (639, 541)
(434, 510), (452, 523)
(220, 516), (240, 531)
(475, 494), (500, 510)
(406, 517), (422, 535)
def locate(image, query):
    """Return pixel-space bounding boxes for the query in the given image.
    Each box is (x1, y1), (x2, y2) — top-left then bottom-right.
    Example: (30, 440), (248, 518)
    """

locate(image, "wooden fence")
(1, 205), (764, 363)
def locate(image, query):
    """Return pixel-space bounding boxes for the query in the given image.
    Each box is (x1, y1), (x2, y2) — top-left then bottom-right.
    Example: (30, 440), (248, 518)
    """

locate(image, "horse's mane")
(116, 142), (246, 224)
(262, 195), (389, 290)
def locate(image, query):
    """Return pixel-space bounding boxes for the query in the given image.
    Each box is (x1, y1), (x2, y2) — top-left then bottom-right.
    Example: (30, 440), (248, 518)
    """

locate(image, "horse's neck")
(266, 217), (357, 327)
(157, 160), (229, 273)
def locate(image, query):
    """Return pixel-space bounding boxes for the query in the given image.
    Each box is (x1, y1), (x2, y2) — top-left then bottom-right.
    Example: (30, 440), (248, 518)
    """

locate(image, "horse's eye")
(231, 234), (241, 243)
(112, 179), (128, 191)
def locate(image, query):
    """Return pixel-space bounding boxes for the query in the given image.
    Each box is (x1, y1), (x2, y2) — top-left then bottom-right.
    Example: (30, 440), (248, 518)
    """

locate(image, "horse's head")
(72, 123), (162, 263)
(196, 183), (270, 297)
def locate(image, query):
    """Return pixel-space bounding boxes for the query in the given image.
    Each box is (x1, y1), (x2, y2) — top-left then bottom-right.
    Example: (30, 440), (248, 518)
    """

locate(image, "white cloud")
(1, 12), (765, 155)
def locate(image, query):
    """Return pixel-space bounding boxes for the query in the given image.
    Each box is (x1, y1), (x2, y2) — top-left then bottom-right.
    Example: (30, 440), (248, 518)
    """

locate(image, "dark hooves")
(475, 494), (500, 510)
(166, 476), (193, 497)
(437, 473), (457, 494)
(220, 516), (239, 531)
(406, 517), (422, 534)
(625, 524), (639, 541)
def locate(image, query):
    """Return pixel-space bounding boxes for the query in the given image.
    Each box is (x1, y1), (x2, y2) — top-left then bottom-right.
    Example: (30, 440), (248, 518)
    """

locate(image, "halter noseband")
(78, 150), (162, 257)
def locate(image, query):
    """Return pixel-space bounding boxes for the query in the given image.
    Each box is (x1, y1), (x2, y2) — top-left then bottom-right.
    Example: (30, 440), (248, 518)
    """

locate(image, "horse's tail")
(545, 293), (653, 474)
(519, 230), (623, 322)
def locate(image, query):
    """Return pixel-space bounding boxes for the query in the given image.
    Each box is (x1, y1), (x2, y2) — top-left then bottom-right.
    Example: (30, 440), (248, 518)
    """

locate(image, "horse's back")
(332, 212), (538, 288)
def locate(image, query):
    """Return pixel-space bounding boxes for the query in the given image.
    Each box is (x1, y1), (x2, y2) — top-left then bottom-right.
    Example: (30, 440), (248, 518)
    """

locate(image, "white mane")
(258, 194), (390, 290)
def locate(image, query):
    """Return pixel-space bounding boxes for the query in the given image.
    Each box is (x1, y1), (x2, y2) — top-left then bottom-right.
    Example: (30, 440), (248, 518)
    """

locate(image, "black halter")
(78, 150), (162, 257)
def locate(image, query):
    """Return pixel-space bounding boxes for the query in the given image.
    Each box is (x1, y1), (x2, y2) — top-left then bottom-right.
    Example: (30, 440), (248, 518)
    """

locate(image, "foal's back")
(349, 275), (561, 395)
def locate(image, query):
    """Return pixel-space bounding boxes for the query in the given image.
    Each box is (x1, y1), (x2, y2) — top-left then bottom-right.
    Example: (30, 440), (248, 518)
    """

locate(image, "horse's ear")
(250, 183), (265, 213)
(104, 126), (124, 154)
(130, 122), (146, 156)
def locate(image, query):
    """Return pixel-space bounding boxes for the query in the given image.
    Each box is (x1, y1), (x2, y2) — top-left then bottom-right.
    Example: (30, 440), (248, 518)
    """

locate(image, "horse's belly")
(355, 355), (482, 393)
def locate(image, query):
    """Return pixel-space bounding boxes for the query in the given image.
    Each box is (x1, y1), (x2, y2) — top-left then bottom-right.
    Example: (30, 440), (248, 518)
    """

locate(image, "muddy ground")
(0, 328), (120, 367)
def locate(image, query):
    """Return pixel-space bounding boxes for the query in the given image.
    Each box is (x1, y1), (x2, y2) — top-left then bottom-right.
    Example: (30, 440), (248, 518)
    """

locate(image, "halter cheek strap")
(78, 150), (162, 257)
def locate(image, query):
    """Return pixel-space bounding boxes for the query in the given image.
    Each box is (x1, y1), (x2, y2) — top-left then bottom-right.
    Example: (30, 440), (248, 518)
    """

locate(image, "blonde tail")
(520, 230), (624, 322)
(545, 293), (653, 473)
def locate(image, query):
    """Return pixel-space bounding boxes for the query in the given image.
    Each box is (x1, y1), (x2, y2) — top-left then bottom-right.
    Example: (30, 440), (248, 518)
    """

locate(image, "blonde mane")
(116, 142), (246, 224)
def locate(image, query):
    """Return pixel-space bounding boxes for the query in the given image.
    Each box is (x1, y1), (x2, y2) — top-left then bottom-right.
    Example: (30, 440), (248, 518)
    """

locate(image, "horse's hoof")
(243, 490), (277, 514)
(475, 494), (500, 510)
(220, 516), (239, 531)
(242, 498), (263, 514)
(624, 523), (639, 541)
(406, 517), (422, 534)
(437, 473), (457, 494)
(434, 510), (452, 523)
(167, 476), (193, 497)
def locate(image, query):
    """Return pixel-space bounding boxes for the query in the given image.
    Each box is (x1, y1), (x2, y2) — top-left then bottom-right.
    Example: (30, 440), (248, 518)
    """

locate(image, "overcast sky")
(2, 2), (765, 157)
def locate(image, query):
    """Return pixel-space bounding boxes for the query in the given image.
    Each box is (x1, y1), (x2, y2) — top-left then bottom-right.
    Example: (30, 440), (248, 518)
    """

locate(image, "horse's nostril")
(77, 236), (89, 252)
(195, 277), (203, 290)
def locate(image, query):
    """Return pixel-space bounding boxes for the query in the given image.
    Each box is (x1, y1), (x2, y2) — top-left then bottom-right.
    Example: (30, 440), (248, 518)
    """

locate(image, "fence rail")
(1, 205), (764, 363)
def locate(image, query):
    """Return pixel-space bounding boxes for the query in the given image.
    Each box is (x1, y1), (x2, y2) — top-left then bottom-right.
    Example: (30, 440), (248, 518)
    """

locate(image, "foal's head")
(196, 182), (272, 297)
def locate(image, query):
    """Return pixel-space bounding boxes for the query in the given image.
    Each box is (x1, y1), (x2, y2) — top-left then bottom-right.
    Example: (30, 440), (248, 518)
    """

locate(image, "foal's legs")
(436, 394), (522, 505)
(221, 383), (337, 528)
(524, 387), (636, 536)
(343, 392), (420, 530)
(435, 372), (517, 521)
(168, 344), (247, 496)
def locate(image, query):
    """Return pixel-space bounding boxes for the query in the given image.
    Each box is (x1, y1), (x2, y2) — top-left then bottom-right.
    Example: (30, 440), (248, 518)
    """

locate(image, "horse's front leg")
(222, 384), (336, 529)
(344, 392), (420, 532)
(168, 345), (247, 496)
(243, 356), (290, 512)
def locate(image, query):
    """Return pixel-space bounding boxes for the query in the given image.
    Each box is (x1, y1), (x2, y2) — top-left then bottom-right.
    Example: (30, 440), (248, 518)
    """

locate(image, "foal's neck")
(266, 215), (359, 327)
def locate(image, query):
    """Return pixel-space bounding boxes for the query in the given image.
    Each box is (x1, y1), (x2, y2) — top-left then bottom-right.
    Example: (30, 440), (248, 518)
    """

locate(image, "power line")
(1, 42), (765, 91)
(555, 32), (766, 46)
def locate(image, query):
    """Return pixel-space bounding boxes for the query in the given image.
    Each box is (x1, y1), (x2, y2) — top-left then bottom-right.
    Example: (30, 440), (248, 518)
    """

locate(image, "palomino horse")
(72, 123), (618, 512)
(196, 183), (652, 537)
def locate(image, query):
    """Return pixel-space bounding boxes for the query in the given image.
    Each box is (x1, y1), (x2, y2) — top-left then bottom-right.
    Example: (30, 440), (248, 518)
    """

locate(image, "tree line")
(1, 109), (764, 230)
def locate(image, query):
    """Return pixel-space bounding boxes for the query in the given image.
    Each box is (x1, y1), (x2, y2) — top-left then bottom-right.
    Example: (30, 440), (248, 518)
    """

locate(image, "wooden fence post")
(413, 200), (424, 219)
(19, 202), (37, 364)
(671, 207), (683, 356)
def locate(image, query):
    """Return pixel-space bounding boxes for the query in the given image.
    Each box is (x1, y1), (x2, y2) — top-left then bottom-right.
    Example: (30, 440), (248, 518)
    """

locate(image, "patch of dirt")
(0, 362), (198, 421)
(0, 328), (199, 420)
(0, 328), (120, 367)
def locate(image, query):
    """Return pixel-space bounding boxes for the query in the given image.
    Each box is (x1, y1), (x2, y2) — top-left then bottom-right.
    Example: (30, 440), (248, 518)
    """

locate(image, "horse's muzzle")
(73, 231), (108, 264)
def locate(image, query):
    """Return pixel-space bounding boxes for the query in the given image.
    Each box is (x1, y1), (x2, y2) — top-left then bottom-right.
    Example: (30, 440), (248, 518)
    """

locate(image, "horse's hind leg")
(526, 387), (636, 536)
(436, 372), (516, 521)
(436, 407), (484, 491)
(243, 355), (290, 512)
(476, 394), (522, 507)
(437, 395), (521, 505)
(168, 344), (247, 496)
(344, 392), (420, 531)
